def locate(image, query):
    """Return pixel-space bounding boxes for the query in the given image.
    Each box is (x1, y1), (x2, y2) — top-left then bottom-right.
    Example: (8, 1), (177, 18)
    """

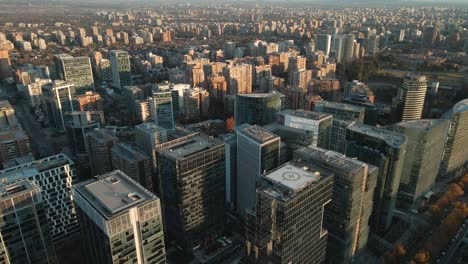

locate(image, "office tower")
(110, 50), (131, 89)
(151, 89), (175, 130)
(73, 170), (166, 264)
(367, 35), (380, 55)
(263, 122), (313, 162)
(315, 101), (366, 153)
(394, 74), (427, 122)
(235, 93), (282, 126)
(76, 91), (103, 111)
(157, 133), (225, 253)
(294, 147), (378, 264)
(135, 99), (152, 123)
(278, 109), (333, 149)
(317, 34), (332, 55)
(0, 181), (57, 264)
(0, 101), (16, 128)
(65, 111), (101, 154)
(54, 54), (94, 94)
(345, 80), (375, 103)
(182, 87), (210, 120)
(391, 119), (449, 207)
(86, 128), (118, 176)
(98, 59), (112, 81)
(398, 29), (405, 42)
(236, 125), (280, 218)
(223, 64), (253, 95)
(346, 124), (407, 231)
(342, 34), (355, 62)
(224, 42), (236, 59)
(0, 154), (79, 245)
(111, 143), (153, 192)
(440, 98), (468, 177)
(42, 81), (78, 132)
(245, 161), (333, 264)
(0, 49), (11, 79)
(218, 133), (237, 209)
(343, 96), (378, 126)
(423, 25), (439, 47)
(331, 34), (344, 62)
(135, 122), (167, 169)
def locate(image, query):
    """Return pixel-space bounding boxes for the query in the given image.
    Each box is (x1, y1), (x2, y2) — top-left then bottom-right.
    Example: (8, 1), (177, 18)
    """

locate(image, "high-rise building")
(391, 119), (449, 207)
(86, 128), (118, 176)
(98, 59), (112, 81)
(294, 147), (378, 264)
(42, 81), (78, 132)
(423, 25), (439, 47)
(76, 91), (103, 111)
(135, 122), (167, 169)
(0, 154), (79, 245)
(224, 42), (236, 60)
(394, 74), (427, 122)
(156, 133), (225, 253)
(236, 125), (280, 218)
(244, 161), (333, 264)
(0, 128), (31, 167)
(151, 89), (175, 130)
(315, 101), (365, 153)
(342, 34), (355, 62)
(235, 93), (282, 126)
(65, 111), (101, 154)
(367, 35), (380, 55)
(111, 143), (153, 192)
(289, 69), (312, 91)
(440, 98), (468, 177)
(0, 181), (57, 264)
(0, 49), (11, 79)
(346, 124), (407, 232)
(331, 34), (344, 62)
(182, 87), (210, 120)
(223, 64), (253, 95)
(54, 54), (94, 94)
(317, 34), (332, 55)
(278, 109), (333, 149)
(110, 50), (131, 89)
(73, 170), (166, 264)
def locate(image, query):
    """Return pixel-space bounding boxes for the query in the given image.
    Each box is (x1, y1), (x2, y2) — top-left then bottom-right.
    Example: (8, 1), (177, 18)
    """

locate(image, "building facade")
(235, 93), (282, 127)
(54, 54), (94, 95)
(110, 50), (132, 89)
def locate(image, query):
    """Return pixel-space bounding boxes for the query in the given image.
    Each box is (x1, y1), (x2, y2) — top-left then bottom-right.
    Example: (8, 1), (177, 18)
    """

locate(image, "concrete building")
(76, 91), (103, 111)
(223, 64), (252, 95)
(111, 143), (153, 192)
(135, 122), (167, 169)
(54, 54), (94, 95)
(110, 50), (132, 89)
(236, 125), (281, 218)
(0, 154), (79, 245)
(440, 98), (468, 177)
(294, 147), (378, 264)
(65, 111), (101, 154)
(244, 161), (333, 264)
(0, 181), (57, 264)
(391, 119), (449, 207)
(317, 34), (332, 55)
(182, 87), (210, 120)
(278, 109), (333, 149)
(235, 93), (282, 126)
(73, 170), (166, 264)
(151, 89), (175, 131)
(394, 74), (427, 122)
(346, 124), (407, 232)
(0, 128), (31, 167)
(342, 34), (355, 62)
(42, 81), (78, 132)
(156, 133), (225, 253)
(86, 129), (118, 176)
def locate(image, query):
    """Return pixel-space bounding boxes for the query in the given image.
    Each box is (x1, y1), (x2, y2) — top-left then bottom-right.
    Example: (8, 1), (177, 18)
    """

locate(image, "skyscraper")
(278, 109), (333, 149)
(156, 133), (225, 253)
(0, 154), (79, 245)
(342, 34), (355, 62)
(223, 64), (253, 95)
(86, 128), (118, 176)
(0, 181), (57, 264)
(73, 170), (166, 264)
(236, 124), (280, 218)
(331, 34), (344, 62)
(294, 147), (378, 264)
(391, 119), (449, 207)
(423, 25), (439, 47)
(111, 143), (153, 192)
(317, 34), (332, 55)
(135, 122), (167, 169)
(151, 89), (175, 131)
(394, 74), (427, 122)
(110, 50), (131, 89)
(54, 54), (94, 94)
(235, 93), (282, 126)
(440, 98), (468, 177)
(65, 111), (101, 154)
(346, 124), (407, 232)
(244, 161), (333, 264)
(42, 81), (78, 132)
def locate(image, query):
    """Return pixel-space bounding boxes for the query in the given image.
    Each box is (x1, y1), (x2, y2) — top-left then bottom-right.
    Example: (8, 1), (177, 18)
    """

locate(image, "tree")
(413, 249), (430, 264)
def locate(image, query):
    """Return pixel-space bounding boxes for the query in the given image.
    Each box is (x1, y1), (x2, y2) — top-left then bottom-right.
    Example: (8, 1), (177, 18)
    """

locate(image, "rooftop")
(263, 122), (311, 135)
(237, 124), (279, 143)
(88, 129), (117, 143)
(135, 122), (167, 134)
(159, 134), (222, 160)
(0, 100), (13, 111)
(453, 98), (468, 113)
(111, 143), (148, 162)
(280, 109), (331, 121)
(316, 101), (365, 114)
(395, 119), (448, 131)
(237, 93), (280, 99)
(75, 170), (154, 218)
(348, 124), (407, 148)
(264, 163), (322, 193)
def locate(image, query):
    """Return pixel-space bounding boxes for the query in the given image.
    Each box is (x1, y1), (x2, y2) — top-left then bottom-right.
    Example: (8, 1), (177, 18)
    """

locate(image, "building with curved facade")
(394, 74), (427, 122)
(235, 93), (282, 126)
